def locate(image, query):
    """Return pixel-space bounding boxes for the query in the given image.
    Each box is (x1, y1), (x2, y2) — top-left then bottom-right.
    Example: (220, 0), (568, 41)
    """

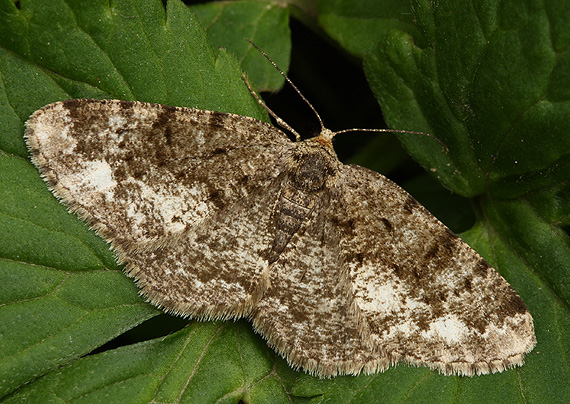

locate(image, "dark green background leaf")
(317, 0), (422, 57)
(2, 321), (298, 404)
(1, 0), (568, 403)
(190, 0), (291, 92)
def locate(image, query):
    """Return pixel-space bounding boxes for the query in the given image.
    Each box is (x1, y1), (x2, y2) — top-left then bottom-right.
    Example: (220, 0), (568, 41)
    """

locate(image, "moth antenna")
(333, 127), (449, 153)
(245, 39), (448, 153)
(245, 39), (327, 132)
(241, 74), (301, 142)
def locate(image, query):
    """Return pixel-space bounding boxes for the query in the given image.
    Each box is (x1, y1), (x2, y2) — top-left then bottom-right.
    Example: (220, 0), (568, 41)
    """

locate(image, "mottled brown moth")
(24, 44), (535, 377)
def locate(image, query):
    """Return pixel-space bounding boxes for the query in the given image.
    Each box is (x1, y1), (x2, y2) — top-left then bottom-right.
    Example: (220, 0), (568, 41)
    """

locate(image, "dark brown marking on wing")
(380, 218), (393, 232)
(403, 194), (421, 214)
(475, 259), (492, 276)
(207, 110), (229, 130)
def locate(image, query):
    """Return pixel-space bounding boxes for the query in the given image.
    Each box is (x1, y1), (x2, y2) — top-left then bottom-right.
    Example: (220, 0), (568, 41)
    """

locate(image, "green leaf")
(2, 321), (298, 403)
(317, 0), (422, 57)
(190, 0), (291, 92)
(2, 0), (569, 403)
(363, 0), (570, 198)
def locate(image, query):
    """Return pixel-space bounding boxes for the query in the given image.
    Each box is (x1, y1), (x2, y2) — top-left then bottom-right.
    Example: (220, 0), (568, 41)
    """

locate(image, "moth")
(24, 44), (535, 377)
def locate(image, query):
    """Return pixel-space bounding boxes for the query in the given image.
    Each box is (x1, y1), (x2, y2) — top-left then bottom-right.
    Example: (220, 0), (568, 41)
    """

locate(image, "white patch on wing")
(81, 160), (117, 192)
(423, 315), (469, 344)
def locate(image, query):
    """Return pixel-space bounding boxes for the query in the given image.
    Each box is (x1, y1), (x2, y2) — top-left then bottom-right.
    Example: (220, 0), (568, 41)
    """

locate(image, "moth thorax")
(291, 151), (330, 192)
